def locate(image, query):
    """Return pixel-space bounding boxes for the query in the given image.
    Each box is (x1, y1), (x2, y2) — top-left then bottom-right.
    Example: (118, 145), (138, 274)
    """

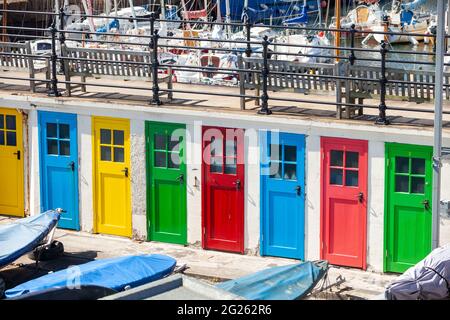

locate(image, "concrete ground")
(0, 216), (398, 300)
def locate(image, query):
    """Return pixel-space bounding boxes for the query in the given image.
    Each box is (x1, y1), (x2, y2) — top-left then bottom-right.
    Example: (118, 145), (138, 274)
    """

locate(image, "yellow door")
(0, 108), (24, 217)
(93, 117), (131, 237)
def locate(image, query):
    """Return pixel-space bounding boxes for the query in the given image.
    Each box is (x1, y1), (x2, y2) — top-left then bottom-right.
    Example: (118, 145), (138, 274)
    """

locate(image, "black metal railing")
(0, 8), (448, 126)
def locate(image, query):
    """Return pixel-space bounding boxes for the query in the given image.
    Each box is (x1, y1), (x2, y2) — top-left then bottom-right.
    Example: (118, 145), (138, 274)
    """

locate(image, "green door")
(385, 143), (433, 273)
(146, 121), (187, 245)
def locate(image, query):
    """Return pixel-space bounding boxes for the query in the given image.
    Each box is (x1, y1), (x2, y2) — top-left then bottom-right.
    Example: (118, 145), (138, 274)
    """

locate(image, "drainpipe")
(432, 0), (446, 250)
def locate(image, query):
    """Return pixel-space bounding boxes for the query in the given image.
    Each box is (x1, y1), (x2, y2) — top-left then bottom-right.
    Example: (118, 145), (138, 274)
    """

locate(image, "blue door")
(260, 131), (305, 260)
(39, 111), (79, 230)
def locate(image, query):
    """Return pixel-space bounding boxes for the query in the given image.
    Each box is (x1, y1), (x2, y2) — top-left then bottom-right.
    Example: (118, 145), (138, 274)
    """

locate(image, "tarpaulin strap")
(425, 267), (450, 297)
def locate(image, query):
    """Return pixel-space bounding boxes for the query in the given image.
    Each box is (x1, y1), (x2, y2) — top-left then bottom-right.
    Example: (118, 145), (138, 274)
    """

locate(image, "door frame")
(383, 142), (433, 273)
(92, 116), (132, 237)
(145, 121), (187, 244)
(0, 107), (24, 217)
(260, 130), (306, 260)
(38, 111), (80, 230)
(320, 137), (368, 270)
(201, 125), (245, 254)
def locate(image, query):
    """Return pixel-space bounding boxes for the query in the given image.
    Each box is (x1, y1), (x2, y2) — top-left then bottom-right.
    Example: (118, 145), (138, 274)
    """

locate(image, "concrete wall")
(2, 95), (450, 273)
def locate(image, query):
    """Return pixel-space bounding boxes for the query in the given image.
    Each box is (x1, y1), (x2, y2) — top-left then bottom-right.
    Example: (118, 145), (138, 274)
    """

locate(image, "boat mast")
(335, 0), (341, 61)
(2, 0), (7, 42)
(81, 0), (96, 34)
(225, 0), (231, 41)
(128, 0), (139, 29)
(160, 0), (166, 19)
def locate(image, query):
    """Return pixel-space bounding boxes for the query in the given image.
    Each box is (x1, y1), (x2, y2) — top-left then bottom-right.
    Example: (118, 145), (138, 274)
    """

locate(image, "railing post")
(48, 21), (61, 97)
(149, 12), (155, 49)
(59, 7), (66, 45)
(375, 40), (389, 125)
(349, 24), (356, 66)
(150, 29), (162, 105)
(244, 9), (252, 58)
(258, 36), (272, 115)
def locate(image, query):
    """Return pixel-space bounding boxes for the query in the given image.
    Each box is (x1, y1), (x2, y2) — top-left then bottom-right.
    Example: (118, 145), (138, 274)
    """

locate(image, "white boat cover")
(385, 244), (450, 300)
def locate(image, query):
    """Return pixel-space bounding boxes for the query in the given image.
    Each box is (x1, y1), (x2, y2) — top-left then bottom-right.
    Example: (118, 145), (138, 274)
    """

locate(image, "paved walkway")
(0, 217), (398, 299)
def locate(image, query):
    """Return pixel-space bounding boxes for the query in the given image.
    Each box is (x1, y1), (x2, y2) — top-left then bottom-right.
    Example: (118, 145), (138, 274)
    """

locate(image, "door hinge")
(385, 250), (388, 258)
(203, 227), (206, 237)
(261, 234), (263, 242)
(387, 158), (390, 167)
(322, 153), (325, 160)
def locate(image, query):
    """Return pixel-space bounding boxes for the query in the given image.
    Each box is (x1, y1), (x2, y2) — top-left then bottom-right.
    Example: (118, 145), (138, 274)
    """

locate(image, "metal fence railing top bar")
(0, 8), (447, 125)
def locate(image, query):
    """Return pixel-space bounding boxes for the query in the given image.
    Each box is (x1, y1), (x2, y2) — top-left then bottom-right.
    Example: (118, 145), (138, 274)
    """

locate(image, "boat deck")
(1, 70), (450, 131)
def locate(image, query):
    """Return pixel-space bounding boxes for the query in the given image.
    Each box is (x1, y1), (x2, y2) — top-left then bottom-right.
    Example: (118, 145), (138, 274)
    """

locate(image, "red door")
(321, 137), (368, 269)
(202, 126), (245, 254)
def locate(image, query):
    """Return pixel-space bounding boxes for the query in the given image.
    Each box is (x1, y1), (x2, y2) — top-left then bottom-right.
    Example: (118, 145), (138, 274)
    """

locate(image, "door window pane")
(100, 129), (111, 144)
(226, 140), (237, 157)
(270, 144), (281, 161)
(154, 151), (166, 167)
(330, 168), (343, 185)
(284, 163), (297, 180)
(114, 147), (124, 163)
(284, 145), (297, 162)
(59, 124), (70, 139)
(169, 136), (182, 152)
(210, 137), (223, 157)
(345, 152), (359, 168)
(345, 170), (359, 187)
(395, 157), (409, 173)
(411, 177), (425, 194)
(210, 157), (222, 173)
(6, 131), (16, 146)
(101, 146), (112, 161)
(0, 131), (4, 145)
(330, 150), (343, 167)
(47, 123), (57, 138)
(225, 157), (236, 175)
(411, 158), (425, 175)
(6, 115), (16, 130)
(59, 141), (70, 156)
(395, 175), (409, 193)
(168, 153), (180, 169)
(113, 130), (124, 146)
(269, 161), (282, 179)
(47, 139), (58, 155)
(0, 115), (4, 129)
(154, 134), (166, 150)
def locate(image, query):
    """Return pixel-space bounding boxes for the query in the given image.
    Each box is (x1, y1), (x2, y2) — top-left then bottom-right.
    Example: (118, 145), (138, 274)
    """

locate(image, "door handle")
(358, 192), (364, 203)
(121, 167), (129, 177)
(176, 174), (184, 184)
(295, 186), (301, 196)
(68, 161), (75, 172)
(233, 179), (241, 191)
(13, 150), (20, 160)
(423, 200), (430, 210)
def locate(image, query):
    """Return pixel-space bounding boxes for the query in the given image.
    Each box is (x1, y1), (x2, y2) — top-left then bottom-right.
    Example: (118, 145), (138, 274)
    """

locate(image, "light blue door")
(261, 131), (305, 260)
(39, 111), (79, 230)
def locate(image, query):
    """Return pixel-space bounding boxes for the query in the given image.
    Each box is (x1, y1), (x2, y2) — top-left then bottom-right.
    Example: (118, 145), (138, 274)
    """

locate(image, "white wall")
(130, 119), (147, 240)
(28, 109), (40, 216)
(78, 114), (94, 232)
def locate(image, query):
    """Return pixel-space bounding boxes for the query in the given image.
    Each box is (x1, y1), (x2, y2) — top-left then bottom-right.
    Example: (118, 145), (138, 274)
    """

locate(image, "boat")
(384, 244), (450, 300)
(102, 274), (244, 300)
(216, 260), (329, 300)
(4, 254), (177, 299)
(0, 209), (63, 297)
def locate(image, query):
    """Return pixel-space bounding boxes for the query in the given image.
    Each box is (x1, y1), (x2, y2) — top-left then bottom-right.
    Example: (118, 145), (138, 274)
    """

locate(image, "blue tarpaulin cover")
(0, 210), (60, 269)
(216, 261), (328, 300)
(5, 254), (176, 298)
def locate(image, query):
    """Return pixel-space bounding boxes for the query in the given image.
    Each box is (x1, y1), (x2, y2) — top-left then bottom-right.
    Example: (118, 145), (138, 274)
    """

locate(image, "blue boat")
(216, 260), (328, 300)
(5, 254), (177, 299)
(0, 210), (61, 269)
(219, 0), (322, 24)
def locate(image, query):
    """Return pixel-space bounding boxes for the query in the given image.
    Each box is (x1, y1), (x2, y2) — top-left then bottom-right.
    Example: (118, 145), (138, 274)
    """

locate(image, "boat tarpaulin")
(5, 254), (177, 299)
(216, 260), (328, 300)
(0, 210), (60, 269)
(385, 244), (450, 300)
